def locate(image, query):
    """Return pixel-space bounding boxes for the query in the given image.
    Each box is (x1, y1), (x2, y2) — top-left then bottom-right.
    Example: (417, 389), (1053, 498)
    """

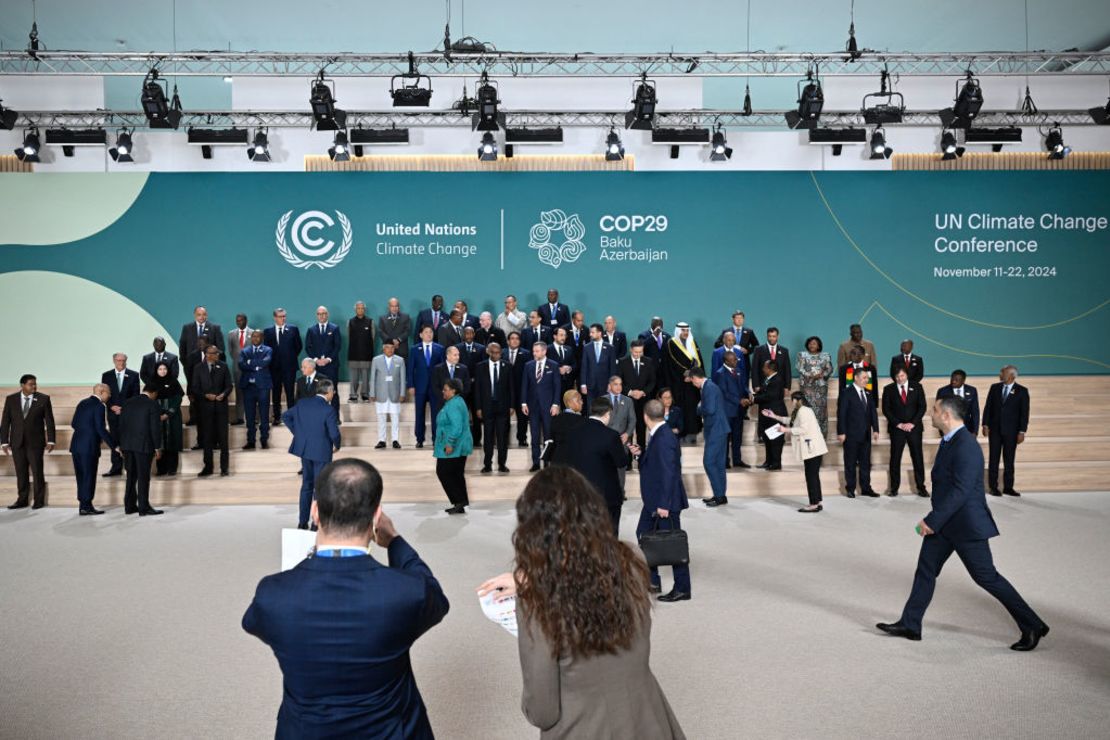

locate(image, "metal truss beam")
(3, 50), (1110, 77)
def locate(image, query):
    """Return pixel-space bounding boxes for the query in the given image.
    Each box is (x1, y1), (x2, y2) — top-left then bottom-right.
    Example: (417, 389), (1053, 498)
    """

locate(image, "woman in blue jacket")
(434, 378), (474, 514)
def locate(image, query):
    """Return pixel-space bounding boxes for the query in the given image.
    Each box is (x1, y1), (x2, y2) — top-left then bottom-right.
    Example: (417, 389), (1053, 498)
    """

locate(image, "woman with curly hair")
(478, 466), (686, 739)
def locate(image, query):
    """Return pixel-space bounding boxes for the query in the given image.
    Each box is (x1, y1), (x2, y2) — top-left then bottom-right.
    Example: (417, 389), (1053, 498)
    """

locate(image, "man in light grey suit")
(369, 341), (407, 448)
(377, 297), (412, 360)
(603, 375), (636, 488)
(226, 313), (254, 425)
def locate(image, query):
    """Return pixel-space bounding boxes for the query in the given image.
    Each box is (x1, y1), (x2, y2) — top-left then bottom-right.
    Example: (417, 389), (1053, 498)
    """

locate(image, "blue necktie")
(595, 344), (601, 362)
(1003, 386), (1010, 402)
(425, 345), (431, 365)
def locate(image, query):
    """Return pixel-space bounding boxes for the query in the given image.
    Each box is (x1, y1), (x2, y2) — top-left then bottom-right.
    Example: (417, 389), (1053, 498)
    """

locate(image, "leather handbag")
(638, 515), (689, 568)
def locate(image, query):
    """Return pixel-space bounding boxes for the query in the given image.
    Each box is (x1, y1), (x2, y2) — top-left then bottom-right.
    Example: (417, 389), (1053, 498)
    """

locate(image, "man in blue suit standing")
(579, 323), (616, 405)
(263, 308), (303, 427)
(100, 352), (140, 477)
(877, 395), (1048, 650)
(283, 378), (341, 530)
(713, 349), (750, 469)
(70, 383), (116, 515)
(407, 326), (446, 448)
(687, 367), (730, 507)
(837, 366), (880, 498)
(238, 330), (273, 450)
(521, 341), (561, 472)
(305, 305), (342, 419)
(633, 399), (691, 603)
(243, 458), (449, 739)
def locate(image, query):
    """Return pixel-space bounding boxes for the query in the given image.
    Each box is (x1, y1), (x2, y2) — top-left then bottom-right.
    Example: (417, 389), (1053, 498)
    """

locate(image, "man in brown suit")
(1, 374), (57, 509)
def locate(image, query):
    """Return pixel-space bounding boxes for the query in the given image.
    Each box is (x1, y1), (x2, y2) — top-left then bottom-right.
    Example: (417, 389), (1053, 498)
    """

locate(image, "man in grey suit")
(603, 375), (636, 488)
(377, 297), (412, 360)
(369, 342), (407, 448)
(226, 313), (254, 425)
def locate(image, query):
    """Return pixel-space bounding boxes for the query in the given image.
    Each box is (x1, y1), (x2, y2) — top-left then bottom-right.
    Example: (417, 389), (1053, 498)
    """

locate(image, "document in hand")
(479, 592), (519, 637)
(764, 425), (785, 441)
(281, 528), (317, 571)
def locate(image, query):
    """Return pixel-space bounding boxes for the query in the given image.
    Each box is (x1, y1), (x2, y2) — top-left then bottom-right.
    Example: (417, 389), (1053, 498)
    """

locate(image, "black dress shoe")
(231, 419), (245, 426)
(124, 508), (139, 515)
(1010, 624), (1049, 651)
(798, 504), (823, 513)
(79, 507), (105, 516)
(139, 508), (164, 516)
(297, 523), (308, 530)
(518, 441), (528, 448)
(876, 622), (921, 641)
(272, 418), (283, 426)
(30, 502), (46, 510)
(480, 466), (493, 474)
(704, 497), (728, 507)
(348, 397), (358, 403)
(445, 505), (467, 515)
(498, 465), (510, 473)
(658, 590), (691, 602)
(988, 488), (1003, 496)
(8, 500), (29, 510)
(416, 442), (424, 449)
(102, 470), (122, 478)
(191, 444), (202, 451)
(766, 464), (782, 471)
(529, 464), (540, 472)
(725, 462), (732, 469)
(242, 442), (256, 450)
(197, 469), (213, 477)
(735, 461), (751, 469)
(361, 396), (370, 402)
(844, 490), (856, 498)
(220, 470), (230, 477)
(701, 496), (716, 503)
(917, 489), (930, 497)
(756, 462), (771, 469)
(375, 441), (387, 449)
(887, 490), (899, 497)
(861, 490), (880, 497)
(310, 523), (318, 532)
(1003, 489), (1022, 497)
(649, 585), (662, 594)
(261, 441), (269, 450)
(392, 441), (401, 449)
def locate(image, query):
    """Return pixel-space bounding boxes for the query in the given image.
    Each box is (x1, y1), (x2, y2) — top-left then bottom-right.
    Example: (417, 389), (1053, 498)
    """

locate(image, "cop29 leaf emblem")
(275, 210), (353, 270)
(529, 209), (587, 269)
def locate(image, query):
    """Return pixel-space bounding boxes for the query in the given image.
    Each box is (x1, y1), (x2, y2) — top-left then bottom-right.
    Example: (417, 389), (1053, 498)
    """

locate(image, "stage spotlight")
(862, 69), (904, 124)
(0, 99), (18, 130)
(310, 71), (347, 131)
(1044, 125), (1071, 160)
(1090, 82), (1110, 124)
(109, 129), (134, 163)
(869, 126), (892, 160)
(709, 125), (732, 161)
(391, 52), (434, 107)
(472, 72), (505, 131)
(248, 129), (271, 162)
(625, 74), (657, 130)
(785, 68), (824, 130)
(477, 132), (498, 161)
(328, 130), (351, 162)
(940, 130), (965, 160)
(14, 127), (40, 163)
(141, 69), (183, 129)
(604, 128), (625, 161)
(939, 71), (983, 130)
(669, 145), (680, 160)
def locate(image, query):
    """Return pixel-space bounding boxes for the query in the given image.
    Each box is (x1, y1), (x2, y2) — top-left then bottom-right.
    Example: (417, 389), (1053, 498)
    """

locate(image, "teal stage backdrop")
(1, 171), (1108, 384)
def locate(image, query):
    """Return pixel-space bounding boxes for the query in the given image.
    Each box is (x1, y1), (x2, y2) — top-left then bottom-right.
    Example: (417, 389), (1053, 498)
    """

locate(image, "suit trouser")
(703, 433), (728, 500)
(72, 452), (98, 506)
(513, 402), (528, 444)
(889, 427), (925, 492)
(469, 397), (482, 446)
(199, 404), (230, 472)
(106, 412), (124, 472)
(230, 369), (245, 422)
(482, 409), (510, 467)
(243, 385), (271, 444)
(436, 456), (469, 507)
(414, 391), (435, 443)
(608, 502), (623, 537)
(842, 437), (872, 493)
(299, 457), (325, 526)
(899, 534), (1044, 635)
(123, 451), (153, 511)
(725, 415), (745, 465)
(636, 508), (691, 593)
(758, 414), (783, 466)
(376, 401), (400, 442)
(988, 432), (1018, 491)
(632, 397), (648, 450)
(270, 368), (296, 420)
(348, 361), (371, 398)
(12, 446), (47, 505)
(528, 409), (553, 465)
(803, 455), (824, 504)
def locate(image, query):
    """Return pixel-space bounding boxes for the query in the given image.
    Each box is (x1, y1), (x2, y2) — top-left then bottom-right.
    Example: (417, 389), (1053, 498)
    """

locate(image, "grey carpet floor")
(1, 491), (1108, 740)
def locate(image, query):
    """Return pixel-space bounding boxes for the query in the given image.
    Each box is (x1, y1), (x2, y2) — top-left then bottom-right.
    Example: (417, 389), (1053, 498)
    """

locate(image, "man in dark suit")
(638, 317), (670, 363)
(119, 385), (164, 516)
(549, 326), (577, 402)
(837, 345), (880, 407)
(520, 310), (553, 351)
(295, 358), (320, 403)
(633, 399), (691, 602)
(347, 301), (376, 402)
(238, 330), (273, 450)
(454, 300), (480, 332)
(602, 315), (628, 360)
(882, 368), (928, 497)
(435, 309), (466, 349)
(475, 311), (507, 349)
(537, 288), (570, 330)
(521, 341), (562, 472)
(715, 310), (760, 357)
(456, 327), (487, 445)
(752, 360), (788, 470)
(548, 390), (586, 465)
(688, 367), (730, 506)
(564, 311), (588, 366)
(178, 305), (224, 363)
(406, 327), (445, 448)
(474, 342), (512, 474)
(414, 294), (449, 341)
(101, 352), (140, 476)
(282, 379), (342, 529)
(714, 350), (749, 469)
(305, 305), (342, 418)
(504, 332), (529, 447)
(70, 383), (115, 515)
(140, 336), (180, 387)
(982, 364), (1030, 497)
(263, 307), (303, 426)
(751, 327), (791, 398)
(183, 337), (211, 431)
(377, 297), (412, 360)
(579, 323), (616, 405)
(561, 397), (628, 534)
(936, 369), (980, 434)
(191, 345), (232, 477)
(889, 339), (924, 383)
(837, 366), (880, 497)
(243, 459), (448, 738)
(877, 395), (1048, 650)
(2, 374), (56, 509)
(431, 346), (470, 429)
(619, 341), (657, 451)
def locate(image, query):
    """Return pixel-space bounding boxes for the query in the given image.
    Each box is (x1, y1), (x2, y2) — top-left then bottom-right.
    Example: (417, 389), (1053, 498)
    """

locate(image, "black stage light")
(862, 69), (904, 124)
(141, 69), (183, 129)
(1090, 82), (1110, 124)
(807, 127), (866, 157)
(625, 74), (657, 130)
(109, 128), (134, 163)
(328, 130), (351, 162)
(785, 68), (824, 130)
(477, 132), (498, 161)
(940, 130), (965, 160)
(0, 99), (18, 130)
(45, 128), (107, 157)
(248, 129), (271, 162)
(1044, 124), (1071, 160)
(604, 128), (625, 161)
(504, 144), (514, 158)
(869, 126), (893, 160)
(350, 127), (411, 145)
(14, 127), (40, 162)
(391, 51), (433, 107)
(472, 72), (505, 131)
(669, 145), (680, 160)
(964, 127), (1022, 153)
(310, 71), (346, 131)
(709, 125), (732, 161)
(939, 71), (983, 130)
(505, 127), (563, 144)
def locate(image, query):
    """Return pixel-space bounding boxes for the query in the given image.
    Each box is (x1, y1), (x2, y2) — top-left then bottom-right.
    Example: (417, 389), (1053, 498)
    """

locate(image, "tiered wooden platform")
(2, 376), (1107, 507)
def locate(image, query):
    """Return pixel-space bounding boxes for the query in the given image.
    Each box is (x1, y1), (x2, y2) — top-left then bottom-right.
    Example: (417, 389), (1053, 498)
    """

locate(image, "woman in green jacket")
(434, 378), (474, 514)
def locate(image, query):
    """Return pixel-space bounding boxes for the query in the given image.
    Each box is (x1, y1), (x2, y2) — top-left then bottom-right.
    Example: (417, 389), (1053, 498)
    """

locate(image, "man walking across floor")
(119, 384), (164, 516)
(369, 341), (406, 449)
(877, 395), (1049, 651)
(982, 364), (1030, 497)
(1, 374), (57, 510)
(882, 367), (928, 497)
(238, 330), (273, 450)
(838, 365), (880, 498)
(69, 383), (116, 515)
(283, 378), (341, 530)
(687, 366), (729, 507)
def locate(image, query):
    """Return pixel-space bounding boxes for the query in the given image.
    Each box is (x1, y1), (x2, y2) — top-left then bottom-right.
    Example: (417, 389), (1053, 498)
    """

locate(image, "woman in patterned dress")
(795, 336), (833, 438)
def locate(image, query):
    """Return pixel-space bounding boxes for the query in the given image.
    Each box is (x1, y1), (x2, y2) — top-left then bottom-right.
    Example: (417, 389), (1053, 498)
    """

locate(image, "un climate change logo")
(275, 210), (352, 270)
(529, 209), (587, 269)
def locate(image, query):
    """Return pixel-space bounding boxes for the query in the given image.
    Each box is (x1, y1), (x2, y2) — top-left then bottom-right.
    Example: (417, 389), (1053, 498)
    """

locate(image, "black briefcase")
(638, 516), (689, 568)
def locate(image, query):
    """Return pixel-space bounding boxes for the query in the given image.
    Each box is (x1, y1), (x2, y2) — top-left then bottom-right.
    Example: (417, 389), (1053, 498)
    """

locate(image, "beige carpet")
(1, 490), (1108, 740)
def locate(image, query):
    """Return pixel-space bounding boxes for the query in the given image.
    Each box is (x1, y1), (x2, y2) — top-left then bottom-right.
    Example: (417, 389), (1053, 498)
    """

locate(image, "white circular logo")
(529, 209), (587, 269)
(275, 209), (353, 269)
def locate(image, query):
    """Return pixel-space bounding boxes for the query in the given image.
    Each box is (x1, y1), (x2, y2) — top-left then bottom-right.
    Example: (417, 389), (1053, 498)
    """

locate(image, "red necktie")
(240, 331), (246, 349)
(900, 386), (907, 403)
(770, 346), (776, 360)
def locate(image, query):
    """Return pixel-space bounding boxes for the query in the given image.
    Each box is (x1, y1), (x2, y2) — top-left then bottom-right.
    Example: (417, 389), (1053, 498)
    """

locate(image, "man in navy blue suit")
(537, 288), (570, 330)
(687, 367), (730, 506)
(238, 330), (273, 450)
(633, 399), (691, 602)
(935, 369), (979, 435)
(579, 323), (616, 404)
(877, 395), (1048, 651)
(243, 459), (449, 738)
(264, 307), (303, 427)
(406, 326), (445, 448)
(100, 352), (140, 477)
(414, 294), (449, 341)
(837, 366), (880, 498)
(69, 383), (116, 515)
(713, 349), (750, 469)
(283, 378), (341, 530)
(982, 364), (1031, 497)
(521, 341), (561, 472)
(305, 305), (342, 418)
(602, 315), (628, 360)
